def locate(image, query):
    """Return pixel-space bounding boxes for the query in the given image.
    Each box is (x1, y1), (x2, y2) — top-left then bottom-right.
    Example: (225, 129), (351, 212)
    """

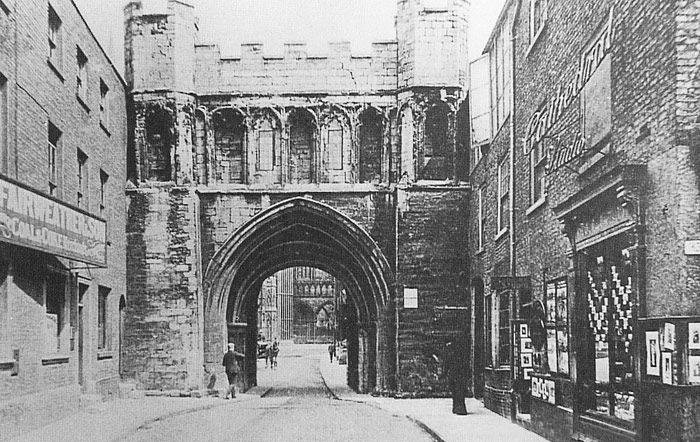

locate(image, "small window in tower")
(48, 4), (63, 74)
(99, 79), (110, 132)
(48, 122), (61, 196)
(76, 46), (88, 107)
(77, 149), (88, 209)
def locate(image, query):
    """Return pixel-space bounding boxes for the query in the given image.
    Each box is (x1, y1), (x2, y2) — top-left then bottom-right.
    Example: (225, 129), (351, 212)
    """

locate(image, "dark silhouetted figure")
(445, 340), (468, 415)
(222, 342), (244, 399)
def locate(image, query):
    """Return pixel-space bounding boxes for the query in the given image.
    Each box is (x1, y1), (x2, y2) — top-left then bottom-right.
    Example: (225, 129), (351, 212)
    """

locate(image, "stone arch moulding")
(203, 196), (396, 391)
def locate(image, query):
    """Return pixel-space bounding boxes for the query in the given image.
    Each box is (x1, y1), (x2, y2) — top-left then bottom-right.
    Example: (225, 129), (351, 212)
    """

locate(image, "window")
(98, 286), (110, 350)
(45, 272), (66, 353)
(581, 53), (612, 150)
(497, 156), (509, 235)
(99, 169), (108, 216)
(257, 129), (274, 171)
(530, 141), (546, 206)
(422, 106), (450, 180)
(76, 47), (88, 105)
(145, 108), (173, 182)
(485, 292), (493, 366)
(530, 0), (547, 44)
(498, 291), (511, 365)
(400, 107), (414, 182)
(212, 108), (245, 184)
(77, 149), (87, 209)
(48, 122), (61, 196)
(490, 21), (511, 132)
(545, 279), (569, 375)
(477, 186), (484, 251)
(99, 79), (109, 129)
(48, 4), (62, 72)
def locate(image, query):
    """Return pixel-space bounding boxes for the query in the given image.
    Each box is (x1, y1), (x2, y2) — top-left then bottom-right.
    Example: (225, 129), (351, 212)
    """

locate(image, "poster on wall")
(662, 352), (673, 385)
(689, 323), (700, 350)
(557, 329), (569, 375)
(663, 323), (675, 351)
(689, 356), (700, 384)
(547, 329), (557, 373)
(521, 353), (533, 368)
(645, 330), (660, 376)
(520, 338), (533, 353)
(546, 282), (557, 324)
(520, 323), (529, 338)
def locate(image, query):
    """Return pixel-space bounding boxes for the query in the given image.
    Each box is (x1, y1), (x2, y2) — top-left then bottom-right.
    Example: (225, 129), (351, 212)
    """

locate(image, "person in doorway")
(444, 340), (468, 415)
(271, 338), (279, 368)
(328, 343), (336, 362)
(222, 343), (244, 399)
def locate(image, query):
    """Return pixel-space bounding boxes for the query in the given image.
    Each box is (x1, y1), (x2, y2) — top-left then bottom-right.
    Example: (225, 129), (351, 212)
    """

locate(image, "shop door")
(580, 235), (636, 425)
(78, 283), (89, 388)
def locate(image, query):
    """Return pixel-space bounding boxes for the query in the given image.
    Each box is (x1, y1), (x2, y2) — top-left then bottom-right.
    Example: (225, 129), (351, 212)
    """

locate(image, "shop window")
(212, 108), (246, 184)
(497, 156), (509, 235)
(145, 108), (173, 182)
(99, 79), (109, 131)
(99, 169), (108, 217)
(77, 149), (87, 209)
(530, 141), (546, 207)
(98, 286), (110, 350)
(485, 293), (493, 367)
(327, 120), (344, 171)
(48, 4), (63, 74)
(45, 272), (66, 353)
(48, 121), (61, 196)
(581, 238), (636, 423)
(400, 107), (414, 182)
(530, 0), (547, 45)
(421, 106), (450, 180)
(76, 46), (88, 107)
(498, 291), (511, 365)
(545, 278), (569, 375)
(359, 108), (382, 183)
(288, 109), (315, 184)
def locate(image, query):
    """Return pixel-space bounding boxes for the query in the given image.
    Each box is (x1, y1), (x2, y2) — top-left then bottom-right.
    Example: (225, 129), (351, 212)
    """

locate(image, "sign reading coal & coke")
(531, 376), (556, 404)
(0, 175), (107, 266)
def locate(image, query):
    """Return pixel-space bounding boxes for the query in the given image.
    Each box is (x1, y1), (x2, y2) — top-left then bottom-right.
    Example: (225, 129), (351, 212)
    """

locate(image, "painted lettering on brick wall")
(531, 376), (556, 404)
(0, 176), (107, 266)
(525, 9), (614, 157)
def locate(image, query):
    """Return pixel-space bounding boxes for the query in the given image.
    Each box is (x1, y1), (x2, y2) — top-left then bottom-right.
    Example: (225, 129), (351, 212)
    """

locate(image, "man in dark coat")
(445, 340), (468, 415)
(222, 342), (244, 399)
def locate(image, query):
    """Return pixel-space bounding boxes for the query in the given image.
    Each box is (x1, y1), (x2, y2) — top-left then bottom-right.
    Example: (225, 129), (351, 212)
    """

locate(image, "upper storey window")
(145, 108), (173, 182)
(76, 46), (88, 107)
(212, 108), (246, 185)
(358, 108), (383, 184)
(288, 109), (315, 185)
(48, 4), (63, 74)
(421, 105), (451, 181)
(490, 19), (511, 133)
(530, 0), (547, 46)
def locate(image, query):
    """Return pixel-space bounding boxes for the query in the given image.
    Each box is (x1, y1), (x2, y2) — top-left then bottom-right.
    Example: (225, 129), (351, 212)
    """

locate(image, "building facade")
(0, 0), (127, 437)
(469, 1), (700, 441)
(122, 0), (471, 396)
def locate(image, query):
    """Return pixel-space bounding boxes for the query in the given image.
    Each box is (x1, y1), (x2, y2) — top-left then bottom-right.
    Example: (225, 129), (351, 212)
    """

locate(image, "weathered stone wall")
(396, 187), (469, 393)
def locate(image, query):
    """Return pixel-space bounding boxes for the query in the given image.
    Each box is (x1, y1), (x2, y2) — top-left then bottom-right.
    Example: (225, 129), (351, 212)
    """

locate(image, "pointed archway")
(203, 197), (396, 393)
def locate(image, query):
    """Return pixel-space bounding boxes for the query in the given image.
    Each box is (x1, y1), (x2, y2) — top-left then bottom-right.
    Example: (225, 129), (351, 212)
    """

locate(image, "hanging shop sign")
(524, 8), (614, 171)
(0, 175), (107, 267)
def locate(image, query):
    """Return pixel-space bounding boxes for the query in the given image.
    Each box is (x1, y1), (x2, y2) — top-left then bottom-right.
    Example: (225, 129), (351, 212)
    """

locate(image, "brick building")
(122, 0), (471, 396)
(469, 0), (700, 441)
(0, 0), (127, 436)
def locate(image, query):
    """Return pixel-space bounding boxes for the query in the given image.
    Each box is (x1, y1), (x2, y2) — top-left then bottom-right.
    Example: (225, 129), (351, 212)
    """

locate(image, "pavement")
(5, 346), (549, 442)
(316, 353), (549, 442)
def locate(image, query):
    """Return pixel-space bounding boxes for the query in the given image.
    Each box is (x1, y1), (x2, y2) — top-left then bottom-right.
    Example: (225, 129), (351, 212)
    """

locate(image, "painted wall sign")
(0, 175), (107, 266)
(684, 240), (700, 256)
(531, 376), (556, 404)
(524, 8), (614, 163)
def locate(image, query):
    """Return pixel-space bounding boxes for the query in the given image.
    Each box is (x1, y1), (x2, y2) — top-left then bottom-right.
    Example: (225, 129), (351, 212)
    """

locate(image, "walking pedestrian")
(328, 343), (335, 362)
(265, 341), (273, 369)
(222, 343), (244, 399)
(271, 338), (279, 368)
(445, 340), (468, 415)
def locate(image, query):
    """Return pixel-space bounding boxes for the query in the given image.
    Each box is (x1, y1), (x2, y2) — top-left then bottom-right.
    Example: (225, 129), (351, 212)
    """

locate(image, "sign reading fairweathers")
(0, 175), (107, 266)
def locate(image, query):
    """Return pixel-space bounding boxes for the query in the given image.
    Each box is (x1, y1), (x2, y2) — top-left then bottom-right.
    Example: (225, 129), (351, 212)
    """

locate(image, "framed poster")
(663, 323), (675, 351)
(519, 323), (529, 338)
(645, 330), (660, 376)
(547, 329), (557, 373)
(546, 282), (556, 324)
(520, 338), (533, 353)
(689, 356), (700, 384)
(521, 353), (533, 368)
(662, 352), (673, 385)
(523, 368), (533, 380)
(689, 323), (700, 350)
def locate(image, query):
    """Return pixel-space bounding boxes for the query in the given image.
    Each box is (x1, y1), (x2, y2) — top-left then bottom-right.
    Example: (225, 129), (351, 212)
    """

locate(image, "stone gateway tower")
(122, 0), (470, 395)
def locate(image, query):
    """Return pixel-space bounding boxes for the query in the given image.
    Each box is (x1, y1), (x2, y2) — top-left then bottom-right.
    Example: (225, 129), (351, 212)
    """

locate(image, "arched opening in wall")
(456, 101), (470, 182)
(359, 108), (383, 184)
(288, 109), (316, 184)
(204, 198), (395, 395)
(212, 108), (246, 184)
(252, 110), (282, 184)
(193, 109), (207, 185)
(399, 106), (414, 182)
(144, 108), (174, 182)
(421, 104), (452, 181)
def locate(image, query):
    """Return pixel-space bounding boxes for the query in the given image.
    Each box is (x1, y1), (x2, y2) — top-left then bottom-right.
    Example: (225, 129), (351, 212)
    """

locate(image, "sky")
(74, 0), (507, 75)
